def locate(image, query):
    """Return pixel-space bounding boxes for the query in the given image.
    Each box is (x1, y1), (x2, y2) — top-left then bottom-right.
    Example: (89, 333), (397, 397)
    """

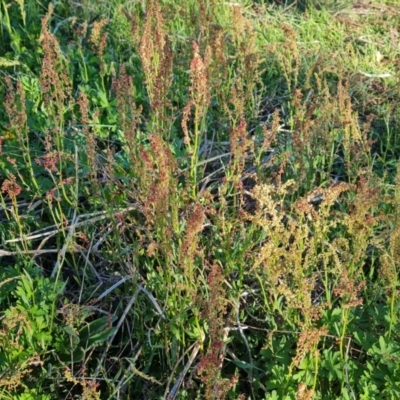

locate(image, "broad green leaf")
(86, 326), (118, 347)
(79, 315), (117, 343)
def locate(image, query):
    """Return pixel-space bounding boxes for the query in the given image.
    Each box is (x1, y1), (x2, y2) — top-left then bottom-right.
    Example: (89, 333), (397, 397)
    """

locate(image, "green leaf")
(322, 349), (343, 381)
(231, 359), (256, 371)
(64, 325), (79, 340)
(79, 316), (116, 343)
(0, 57), (20, 67)
(86, 326), (117, 347)
(71, 347), (86, 363)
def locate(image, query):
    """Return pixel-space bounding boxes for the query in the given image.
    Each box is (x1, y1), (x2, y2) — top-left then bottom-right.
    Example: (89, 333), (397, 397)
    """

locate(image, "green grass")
(1, 0), (400, 399)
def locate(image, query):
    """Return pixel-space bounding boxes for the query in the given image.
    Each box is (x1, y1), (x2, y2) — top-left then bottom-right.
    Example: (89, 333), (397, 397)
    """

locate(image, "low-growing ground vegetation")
(1, 0), (400, 399)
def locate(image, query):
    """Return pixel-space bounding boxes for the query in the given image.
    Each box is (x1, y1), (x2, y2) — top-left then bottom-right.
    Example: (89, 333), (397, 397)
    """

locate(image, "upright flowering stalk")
(4, 77), (40, 194)
(77, 90), (97, 187)
(1, 174), (25, 249)
(89, 19), (108, 77)
(179, 203), (205, 281)
(39, 4), (72, 137)
(182, 42), (211, 198)
(198, 264), (237, 400)
(139, 0), (173, 132)
(113, 64), (142, 163)
(139, 134), (180, 265)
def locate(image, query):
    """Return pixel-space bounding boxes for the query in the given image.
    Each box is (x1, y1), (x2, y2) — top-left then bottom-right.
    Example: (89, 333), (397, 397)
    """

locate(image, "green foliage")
(1, 0), (400, 398)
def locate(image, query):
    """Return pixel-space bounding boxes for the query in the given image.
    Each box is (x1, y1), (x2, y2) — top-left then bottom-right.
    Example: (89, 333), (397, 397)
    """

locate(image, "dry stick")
(166, 342), (201, 400)
(83, 231), (103, 281)
(33, 233), (57, 261)
(164, 341), (200, 399)
(78, 234), (103, 304)
(0, 248), (63, 256)
(4, 204), (143, 244)
(51, 206), (78, 278)
(96, 274), (165, 320)
(196, 152), (232, 167)
(94, 278), (166, 376)
(94, 288), (138, 376)
(358, 70), (393, 78)
(96, 275), (133, 301)
(0, 198), (42, 214)
(27, 198), (43, 212)
(199, 165), (226, 193)
(137, 284), (166, 320)
(112, 345), (143, 398)
(92, 222), (115, 252)
(79, 249), (103, 284)
(4, 213), (103, 244)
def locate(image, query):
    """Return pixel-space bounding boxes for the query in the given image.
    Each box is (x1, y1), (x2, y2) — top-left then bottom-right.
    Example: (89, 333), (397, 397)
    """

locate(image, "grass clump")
(1, 0), (400, 399)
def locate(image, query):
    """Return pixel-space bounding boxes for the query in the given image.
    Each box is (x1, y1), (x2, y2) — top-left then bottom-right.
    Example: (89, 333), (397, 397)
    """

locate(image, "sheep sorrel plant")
(2, 0), (400, 399)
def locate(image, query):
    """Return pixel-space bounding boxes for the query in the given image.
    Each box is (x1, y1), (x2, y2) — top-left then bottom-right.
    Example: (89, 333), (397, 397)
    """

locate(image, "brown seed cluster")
(140, 134), (177, 230)
(4, 77), (27, 145)
(182, 42), (211, 148)
(139, 0), (173, 123)
(39, 4), (72, 125)
(179, 203), (205, 271)
(1, 174), (22, 199)
(113, 64), (142, 154)
(229, 118), (253, 179)
(197, 264), (234, 400)
(333, 270), (366, 309)
(89, 19), (108, 62)
(35, 151), (59, 172)
(292, 326), (328, 369)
